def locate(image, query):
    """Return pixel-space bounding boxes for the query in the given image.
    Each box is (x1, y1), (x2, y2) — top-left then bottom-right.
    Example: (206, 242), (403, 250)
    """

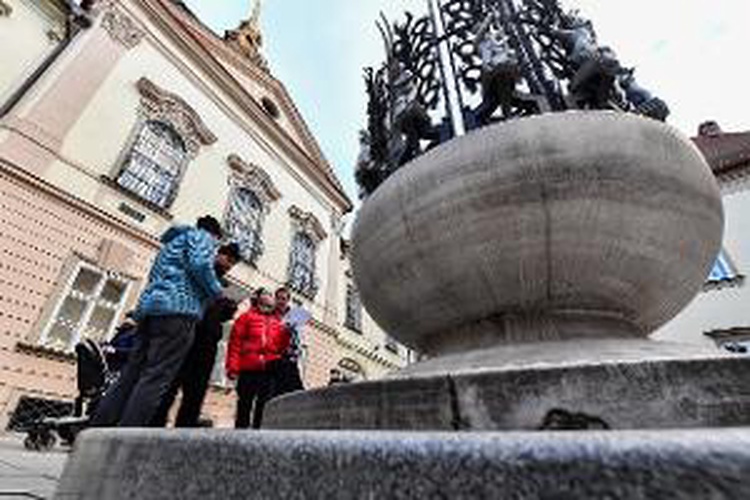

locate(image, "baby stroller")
(23, 324), (137, 451)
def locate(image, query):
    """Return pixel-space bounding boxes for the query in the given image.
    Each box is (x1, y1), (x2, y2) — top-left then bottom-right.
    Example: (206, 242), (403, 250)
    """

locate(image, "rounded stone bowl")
(351, 111), (723, 356)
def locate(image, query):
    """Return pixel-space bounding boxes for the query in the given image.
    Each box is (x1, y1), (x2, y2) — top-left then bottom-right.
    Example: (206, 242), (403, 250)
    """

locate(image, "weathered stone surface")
(264, 375), (455, 430)
(351, 111), (723, 355)
(264, 347), (750, 431)
(56, 428), (750, 499)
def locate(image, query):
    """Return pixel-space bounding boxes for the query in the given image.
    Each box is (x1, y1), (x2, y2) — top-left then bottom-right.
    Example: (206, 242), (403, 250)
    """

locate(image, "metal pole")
(427, 0), (466, 137)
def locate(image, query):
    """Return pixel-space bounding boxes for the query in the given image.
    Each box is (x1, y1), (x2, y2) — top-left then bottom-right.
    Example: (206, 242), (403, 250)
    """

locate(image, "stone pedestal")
(264, 342), (750, 431)
(55, 429), (750, 499)
(265, 112), (733, 432)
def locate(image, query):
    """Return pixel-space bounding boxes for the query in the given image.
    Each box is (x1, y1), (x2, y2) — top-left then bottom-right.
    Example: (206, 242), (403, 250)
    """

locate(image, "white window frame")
(39, 261), (132, 351)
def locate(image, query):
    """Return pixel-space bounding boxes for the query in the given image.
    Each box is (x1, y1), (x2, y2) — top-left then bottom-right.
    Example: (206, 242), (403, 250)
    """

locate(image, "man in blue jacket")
(92, 216), (226, 427)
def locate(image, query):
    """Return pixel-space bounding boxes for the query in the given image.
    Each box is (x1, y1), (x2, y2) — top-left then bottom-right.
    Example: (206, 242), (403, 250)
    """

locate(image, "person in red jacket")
(226, 287), (290, 429)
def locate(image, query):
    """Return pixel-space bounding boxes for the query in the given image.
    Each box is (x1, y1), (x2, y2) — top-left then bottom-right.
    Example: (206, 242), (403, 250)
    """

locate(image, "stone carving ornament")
(227, 154), (281, 207)
(135, 77), (217, 159)
(100, 4), (145, 49)
(289, 206), (327, 244)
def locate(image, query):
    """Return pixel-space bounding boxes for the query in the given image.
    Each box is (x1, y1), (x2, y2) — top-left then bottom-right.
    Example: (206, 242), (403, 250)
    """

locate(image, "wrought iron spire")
(356, 0), (670, 198)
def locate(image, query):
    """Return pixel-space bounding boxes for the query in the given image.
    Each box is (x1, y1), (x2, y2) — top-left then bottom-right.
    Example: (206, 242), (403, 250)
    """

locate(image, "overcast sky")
(184, 0), (750, 203)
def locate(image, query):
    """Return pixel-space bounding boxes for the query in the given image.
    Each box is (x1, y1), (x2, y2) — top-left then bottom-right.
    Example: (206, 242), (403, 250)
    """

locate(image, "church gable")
(164, 0), (345, 199)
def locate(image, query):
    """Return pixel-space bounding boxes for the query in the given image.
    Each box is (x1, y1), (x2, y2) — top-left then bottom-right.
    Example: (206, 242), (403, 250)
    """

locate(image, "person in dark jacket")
(91, 216), (225, 427)
(103, 312), (140, 373)
(226, 288), (290, 429)
(273, 287), (305, 396)
(151, 243), (241, 427)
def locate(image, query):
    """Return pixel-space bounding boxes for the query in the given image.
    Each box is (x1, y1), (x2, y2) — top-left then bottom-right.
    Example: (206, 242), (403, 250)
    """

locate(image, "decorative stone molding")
(227, 154), (281, 209)
(223, 0), (269, 72)
(330, 212), (345, 237)
(46, 28), (65, 43)
(0, 1), (13, 17)
(101, 5), (145, 49)
(289, 206), (327, 244)
(136, 77), (216, 158)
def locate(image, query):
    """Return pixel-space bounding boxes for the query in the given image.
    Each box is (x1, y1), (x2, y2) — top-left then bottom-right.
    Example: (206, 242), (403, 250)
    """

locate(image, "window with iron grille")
(224, 187), (265, 265)
(288, 232), (318, 298)
(345, 284), (362, 333)
(40, 262), (131, 352)
(116, 120), (188, 209)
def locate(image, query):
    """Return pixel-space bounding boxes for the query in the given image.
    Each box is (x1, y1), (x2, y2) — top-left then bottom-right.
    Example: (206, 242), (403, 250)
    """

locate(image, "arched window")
(225, 187), (265, 264)
(117, 120), (187, 208)
(288, 232), (317, 297)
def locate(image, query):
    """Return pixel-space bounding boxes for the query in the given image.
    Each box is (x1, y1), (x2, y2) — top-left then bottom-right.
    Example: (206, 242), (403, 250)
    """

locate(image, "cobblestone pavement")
(0, 435), (68, 499)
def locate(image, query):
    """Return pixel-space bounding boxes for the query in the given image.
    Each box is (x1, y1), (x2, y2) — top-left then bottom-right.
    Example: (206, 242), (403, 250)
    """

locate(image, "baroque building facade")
(0, 0), (409, 429)
(655, 121), (750, 350)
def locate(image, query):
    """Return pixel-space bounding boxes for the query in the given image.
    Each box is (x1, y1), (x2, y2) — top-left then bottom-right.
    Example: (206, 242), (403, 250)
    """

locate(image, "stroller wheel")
(23, 435), (37, 451)
(38, 431), (57, 451)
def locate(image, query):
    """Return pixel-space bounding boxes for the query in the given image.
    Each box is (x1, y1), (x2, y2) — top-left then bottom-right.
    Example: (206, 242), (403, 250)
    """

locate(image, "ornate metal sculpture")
(357, 0), (670, 198)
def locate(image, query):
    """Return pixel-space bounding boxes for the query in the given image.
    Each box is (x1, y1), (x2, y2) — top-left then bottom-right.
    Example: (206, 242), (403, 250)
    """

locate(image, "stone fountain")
(263, 111), (748, 434)
(55, 2), (750, 499)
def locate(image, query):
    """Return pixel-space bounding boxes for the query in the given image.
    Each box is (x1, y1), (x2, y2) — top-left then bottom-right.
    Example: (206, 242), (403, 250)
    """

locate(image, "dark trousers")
(91, 315), (196, 427)
(151, 328), (219, 427)
(234, 367), (278, 429)
(275, 357), (304, 396)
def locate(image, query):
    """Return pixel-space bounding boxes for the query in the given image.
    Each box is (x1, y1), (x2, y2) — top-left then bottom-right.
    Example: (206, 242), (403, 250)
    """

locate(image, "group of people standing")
(91, 215), (305, 430)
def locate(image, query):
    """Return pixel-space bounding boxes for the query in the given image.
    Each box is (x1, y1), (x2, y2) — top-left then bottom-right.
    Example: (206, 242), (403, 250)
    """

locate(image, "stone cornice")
(717, 164), (750, 195)
(0, 157), (160, 250)
(135, 0), (352, 212)
(704, 327), (750, 342)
